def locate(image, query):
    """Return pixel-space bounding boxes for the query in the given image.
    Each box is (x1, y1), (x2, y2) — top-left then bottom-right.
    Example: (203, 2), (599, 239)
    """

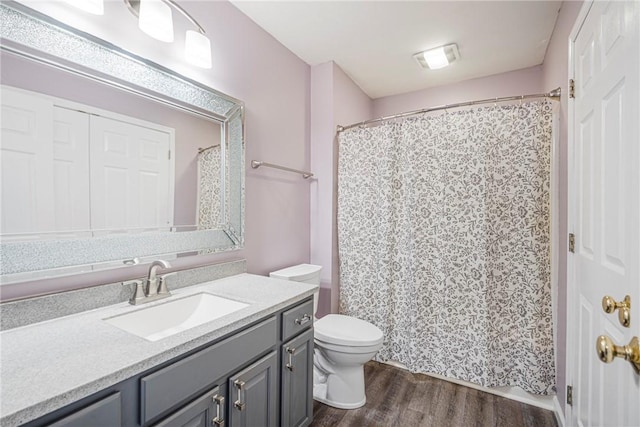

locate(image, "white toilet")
(270, 264), (383, 409)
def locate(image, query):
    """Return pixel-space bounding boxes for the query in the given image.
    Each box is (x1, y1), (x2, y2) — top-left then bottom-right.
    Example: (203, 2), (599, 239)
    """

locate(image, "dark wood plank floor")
(311, 361), (558, 427)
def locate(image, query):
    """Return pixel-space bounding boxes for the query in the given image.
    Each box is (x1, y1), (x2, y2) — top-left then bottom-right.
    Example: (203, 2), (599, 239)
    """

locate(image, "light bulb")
(185, 30), (212, 69)
(138, 0), (174, 43)
(423, 47), (449, 70)
(64, 0), (104, 15)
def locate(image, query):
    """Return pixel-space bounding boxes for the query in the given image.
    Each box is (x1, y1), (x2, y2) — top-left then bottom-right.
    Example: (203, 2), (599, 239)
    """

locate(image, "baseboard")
(553, 395), (565, 427)
(381, 360), (555, 411)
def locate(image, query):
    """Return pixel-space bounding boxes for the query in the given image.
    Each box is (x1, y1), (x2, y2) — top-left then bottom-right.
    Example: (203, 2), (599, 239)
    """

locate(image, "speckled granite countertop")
(0, 273), (317, 426)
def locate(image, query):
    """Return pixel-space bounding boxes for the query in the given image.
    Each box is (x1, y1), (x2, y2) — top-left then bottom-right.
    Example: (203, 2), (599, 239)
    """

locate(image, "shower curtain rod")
(198, 144), (220, 154)
(336, 87), (561, 133)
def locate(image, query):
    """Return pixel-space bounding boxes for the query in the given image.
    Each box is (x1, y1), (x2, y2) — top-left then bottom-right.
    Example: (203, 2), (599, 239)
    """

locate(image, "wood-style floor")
(310, 361), (558, 427)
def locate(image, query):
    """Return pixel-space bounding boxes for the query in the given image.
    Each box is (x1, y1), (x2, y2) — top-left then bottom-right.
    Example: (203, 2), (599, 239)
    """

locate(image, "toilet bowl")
(270, 264), (384, 409)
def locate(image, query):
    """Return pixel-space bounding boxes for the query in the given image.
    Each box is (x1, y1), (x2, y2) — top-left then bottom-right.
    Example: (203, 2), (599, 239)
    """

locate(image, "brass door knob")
(595, 335), (640, 374)
(602, 295), (631, 327)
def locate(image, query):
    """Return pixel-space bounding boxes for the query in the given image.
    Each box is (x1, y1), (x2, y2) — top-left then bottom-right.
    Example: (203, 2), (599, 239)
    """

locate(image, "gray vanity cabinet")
(281, 329), (314, 427)
(20, 298), (315, 427)
(153, 386), (226, 427)
(47, 393), (122, 427)
(228, 351), (278, 427)
(280, 299), (314, 427)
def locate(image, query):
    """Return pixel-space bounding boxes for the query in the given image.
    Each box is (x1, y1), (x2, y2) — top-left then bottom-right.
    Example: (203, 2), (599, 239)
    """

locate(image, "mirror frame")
(0, 2), (245, 283)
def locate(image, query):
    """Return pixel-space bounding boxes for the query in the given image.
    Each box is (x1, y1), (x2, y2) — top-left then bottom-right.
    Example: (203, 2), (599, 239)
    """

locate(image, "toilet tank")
(270, 264), (322, 316)
(269, 264), (321, 285)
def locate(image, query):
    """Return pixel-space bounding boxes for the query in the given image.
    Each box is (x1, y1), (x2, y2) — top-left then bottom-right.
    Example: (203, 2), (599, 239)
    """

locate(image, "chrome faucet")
(146, 259), (171, 297)
(124, 259), (173, 305)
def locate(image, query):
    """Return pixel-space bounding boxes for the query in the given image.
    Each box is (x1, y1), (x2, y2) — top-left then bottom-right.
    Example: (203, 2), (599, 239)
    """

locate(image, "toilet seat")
(314, 314), (383, 347)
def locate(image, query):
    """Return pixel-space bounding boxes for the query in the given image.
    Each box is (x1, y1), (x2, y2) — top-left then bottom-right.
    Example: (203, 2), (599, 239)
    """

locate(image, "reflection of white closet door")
(0, 87), (55, 234)
(90, 116), (172, 231)
(52, 107), (90, 232)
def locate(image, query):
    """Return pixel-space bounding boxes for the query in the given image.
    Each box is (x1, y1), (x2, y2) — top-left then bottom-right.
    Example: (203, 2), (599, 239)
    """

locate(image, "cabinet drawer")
(49, 393), (121, 427)
(141, 317), (277, 425)
(282, 299), (314, 341)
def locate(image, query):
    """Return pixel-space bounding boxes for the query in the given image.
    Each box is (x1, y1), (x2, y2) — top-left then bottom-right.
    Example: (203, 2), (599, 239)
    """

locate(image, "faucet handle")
(158, 272), (176, 295)
(123, 280), (146, 305)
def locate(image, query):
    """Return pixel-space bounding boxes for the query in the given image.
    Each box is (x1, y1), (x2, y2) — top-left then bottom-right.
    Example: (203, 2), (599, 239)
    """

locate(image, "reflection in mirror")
(1, 53), (222, 237)
(0, 2), (244, 285)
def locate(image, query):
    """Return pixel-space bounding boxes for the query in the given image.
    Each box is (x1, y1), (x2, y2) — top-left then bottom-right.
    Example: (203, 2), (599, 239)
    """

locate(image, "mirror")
(0, 2), (244, 284)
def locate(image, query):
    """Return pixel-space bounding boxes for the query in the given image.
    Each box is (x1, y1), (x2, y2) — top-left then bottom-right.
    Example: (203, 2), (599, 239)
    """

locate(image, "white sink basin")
(104, 293), (249, 341)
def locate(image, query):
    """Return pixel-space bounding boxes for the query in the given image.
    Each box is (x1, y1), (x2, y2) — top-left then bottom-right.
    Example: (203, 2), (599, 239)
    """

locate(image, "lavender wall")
(541, 0), (584, 414)
(3, 0), (310, 299)
(373, 65), (544, 117)
(310, 62), (372, 316)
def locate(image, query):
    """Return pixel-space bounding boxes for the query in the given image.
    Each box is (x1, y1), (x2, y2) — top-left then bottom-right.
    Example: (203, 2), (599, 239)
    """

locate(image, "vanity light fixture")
(125, 0), (212, 68)
(413, 43), (460, 70)
(137, 0), (174, 42)
(64, 0), (104, 15)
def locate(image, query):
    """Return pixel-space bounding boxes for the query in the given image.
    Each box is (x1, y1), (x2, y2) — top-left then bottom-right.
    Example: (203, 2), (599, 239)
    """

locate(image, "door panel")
(229, 351), (278, 427)
(52, 107), (90, 233)
(0, 87), (54, 234)
(570, 1), (640, 426)
(89, 115), (172, 231)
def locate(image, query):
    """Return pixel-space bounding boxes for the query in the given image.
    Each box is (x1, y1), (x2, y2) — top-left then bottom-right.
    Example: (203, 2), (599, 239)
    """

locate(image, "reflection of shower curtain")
(337, 100), (555, 395)
(197, 146), (221, 229)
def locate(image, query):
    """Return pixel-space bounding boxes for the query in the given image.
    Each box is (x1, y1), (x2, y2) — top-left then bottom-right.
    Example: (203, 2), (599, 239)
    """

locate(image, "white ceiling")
(230, 1), (562, 99)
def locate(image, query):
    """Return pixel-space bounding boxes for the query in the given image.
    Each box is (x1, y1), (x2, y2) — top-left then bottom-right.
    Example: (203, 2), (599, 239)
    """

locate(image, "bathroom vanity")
(0, 274), (316, 427)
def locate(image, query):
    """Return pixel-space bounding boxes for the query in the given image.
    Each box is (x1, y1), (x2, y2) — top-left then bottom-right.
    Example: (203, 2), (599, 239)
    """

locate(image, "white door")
(569, 1), (640, 426)
(0, 87), (55, 235)
(52, 106), (91, 233)
(90, 115), (172, 231)
(1, 88), (92, 237)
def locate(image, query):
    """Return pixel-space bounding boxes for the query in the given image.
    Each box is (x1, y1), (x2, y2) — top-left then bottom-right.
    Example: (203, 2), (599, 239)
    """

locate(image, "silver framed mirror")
(0, 2), (245, 284)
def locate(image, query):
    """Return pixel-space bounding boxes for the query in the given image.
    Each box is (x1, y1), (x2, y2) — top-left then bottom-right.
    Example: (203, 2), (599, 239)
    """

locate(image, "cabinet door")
(229, 351), (278, 427)
(281, 329), (314, 427)
(154, 385), (226, 427)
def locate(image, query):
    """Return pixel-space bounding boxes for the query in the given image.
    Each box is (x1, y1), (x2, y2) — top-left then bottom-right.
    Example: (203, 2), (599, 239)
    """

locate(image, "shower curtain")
(337, 100), (555, 395)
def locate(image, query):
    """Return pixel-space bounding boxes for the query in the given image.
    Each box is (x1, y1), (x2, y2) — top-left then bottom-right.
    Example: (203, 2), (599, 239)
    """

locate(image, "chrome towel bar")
(251, 160), (313, 179)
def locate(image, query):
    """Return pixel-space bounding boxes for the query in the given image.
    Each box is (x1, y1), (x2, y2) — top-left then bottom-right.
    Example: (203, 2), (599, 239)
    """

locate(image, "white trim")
(565, 2), (594, 425)
(553, 395), (566, 427)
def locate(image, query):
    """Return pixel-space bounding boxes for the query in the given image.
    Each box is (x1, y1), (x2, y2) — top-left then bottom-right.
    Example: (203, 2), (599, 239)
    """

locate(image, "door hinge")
(569, 233), (575, 253)
(569, 79), (575, 98)
(168, 150), (171, 160)
(567, 385), (573, 406)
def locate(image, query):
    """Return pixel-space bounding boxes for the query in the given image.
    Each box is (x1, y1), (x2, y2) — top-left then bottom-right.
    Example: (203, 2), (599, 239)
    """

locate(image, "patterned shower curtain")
(337, 100), (555, 395)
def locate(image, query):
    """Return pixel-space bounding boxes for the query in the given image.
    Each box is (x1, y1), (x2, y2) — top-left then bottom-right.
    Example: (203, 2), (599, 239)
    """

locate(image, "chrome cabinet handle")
(234, 379), (245, 411)
(295, 314), (312, 326)
(286, 346), (296, 371)
(212, 394), (225, 426)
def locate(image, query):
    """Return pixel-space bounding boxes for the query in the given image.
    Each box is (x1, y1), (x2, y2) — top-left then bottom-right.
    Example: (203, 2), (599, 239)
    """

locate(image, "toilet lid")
(314, 314), (384, 347)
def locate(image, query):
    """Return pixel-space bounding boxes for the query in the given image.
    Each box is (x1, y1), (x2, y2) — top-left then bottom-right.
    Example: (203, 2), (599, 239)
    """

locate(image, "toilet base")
(313, 359), (368, 409)
(313, 393), (366, 409)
